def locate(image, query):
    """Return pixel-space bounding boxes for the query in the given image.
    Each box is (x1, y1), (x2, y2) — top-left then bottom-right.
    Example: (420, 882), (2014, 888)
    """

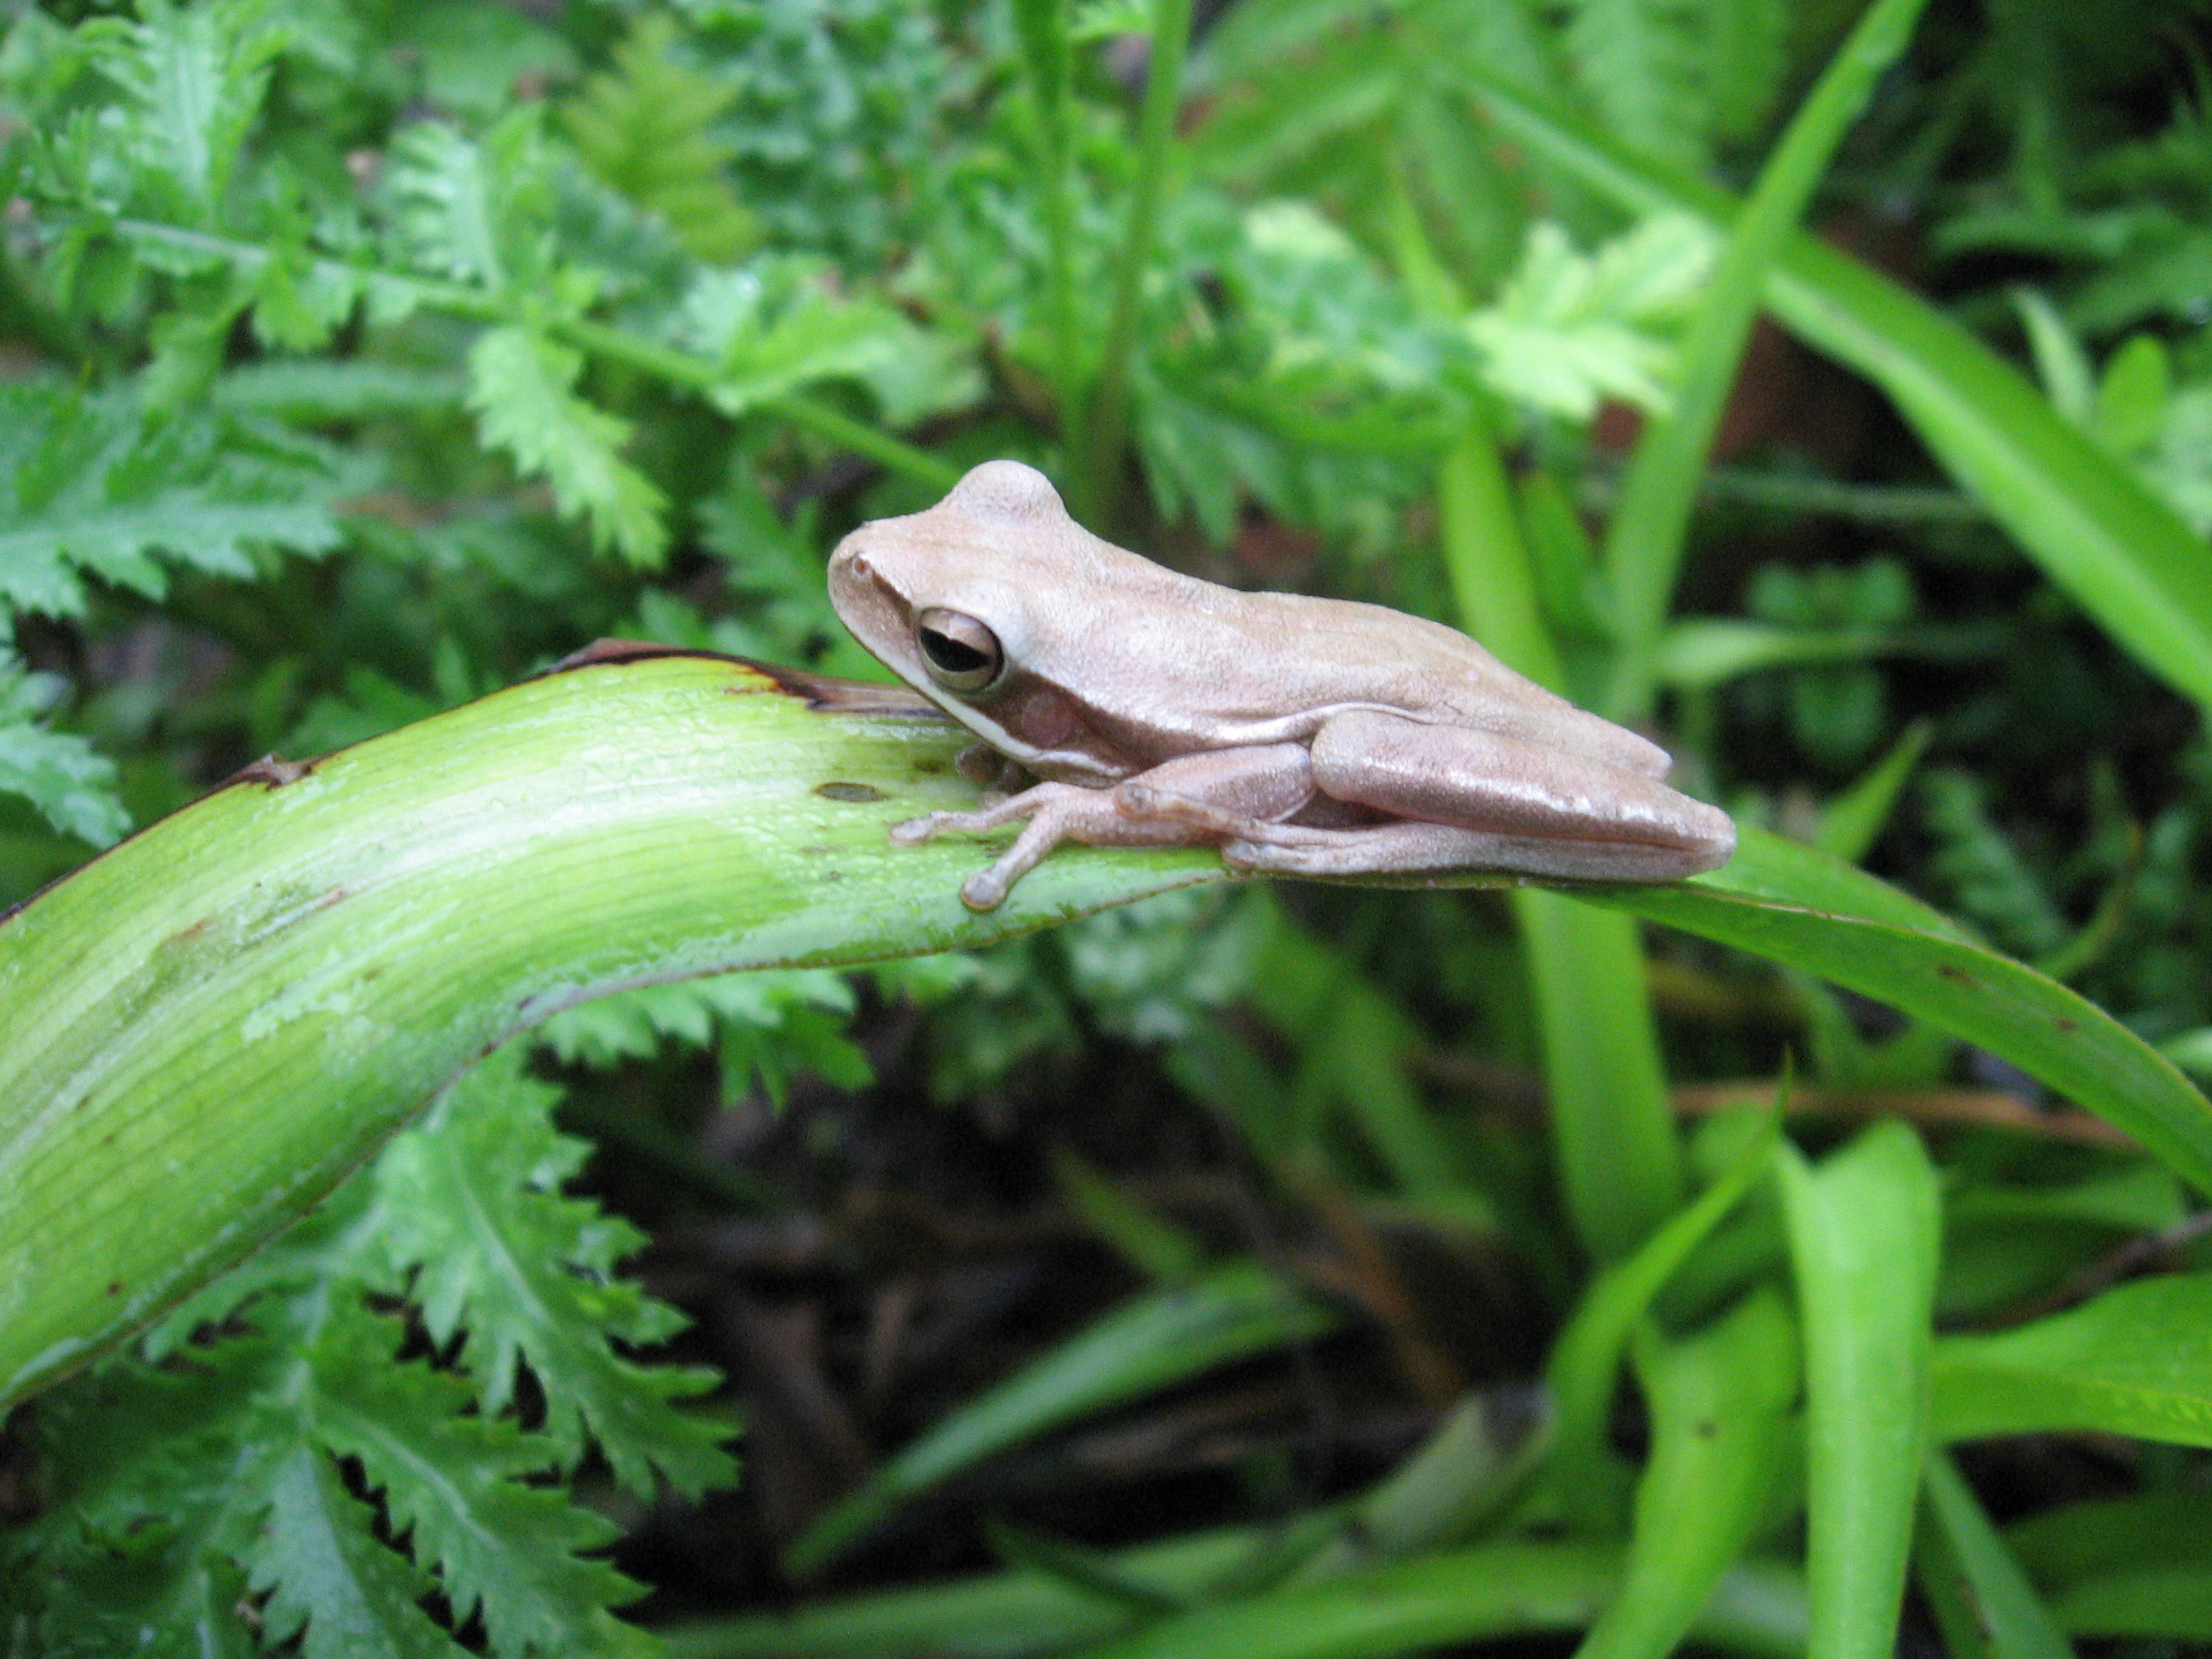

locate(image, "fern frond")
(674, 260), (954, 422)
(0, 381), (357, 623)
(536, 968), (847, 1063)
(1564, 0), (1790, 166)
(2, 1044), (729, 1655)
(1464, 215), (1716, 419)
(79, 0), (288, 219)
(1922, 770), (2070, 962)
(368, 1051), (738, 1500)
(0, 665), (128, 846)
(247, 1445), (465, 1659)
(465, 326), (667, 566)
(560, 15), (759, 264)
(384, 115), (552, 293)
(1564, 0), (1707, 166)
(308, 1301), (648, 1657)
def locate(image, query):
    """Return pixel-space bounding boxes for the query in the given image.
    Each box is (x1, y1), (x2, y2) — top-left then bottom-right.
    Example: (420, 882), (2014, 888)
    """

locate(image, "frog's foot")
(900, 747), (1319, 910)
(892, 782), (1184, 911)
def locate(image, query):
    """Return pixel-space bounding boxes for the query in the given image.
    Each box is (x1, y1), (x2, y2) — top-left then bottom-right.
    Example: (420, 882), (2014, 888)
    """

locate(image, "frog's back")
(1068, 554), (1674, 780)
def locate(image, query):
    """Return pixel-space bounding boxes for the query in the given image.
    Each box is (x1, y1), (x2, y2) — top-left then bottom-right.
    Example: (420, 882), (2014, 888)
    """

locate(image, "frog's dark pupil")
(922, 629), (989, 674)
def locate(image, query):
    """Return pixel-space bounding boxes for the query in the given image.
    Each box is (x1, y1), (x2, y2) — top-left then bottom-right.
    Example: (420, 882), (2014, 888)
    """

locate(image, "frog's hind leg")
(1301, 709), (1735, 879)
(1218, 820), (1719, 882)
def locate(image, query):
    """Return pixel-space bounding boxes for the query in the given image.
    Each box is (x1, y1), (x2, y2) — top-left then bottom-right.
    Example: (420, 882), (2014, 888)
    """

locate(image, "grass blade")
(1916, 1450), (2074, 1659)
(666, 1541), (1807, 1659)
(1435, 417), (1681, 1257)
(1931, 1273), (2212, 1447)
(2006, 1494), (2212, 1642)
(0, 649), (1224, 1409)
(1085, 0), (1196, 530)
(1576, 829), (2212, 1197)
(1575, 1289), (1800, 1659)
(782, 1259), (1338, 1575)
(1463, 75), (2212, 714)
(1066, 1544), (1807, 1659)
(1546, 1108), (1781, 1512)
(1778, 1122), (1941, 1659)
(1410, 149), (1684, 1258)
(1516, 892), (1685, 1259)
(1242, 904), (1476, 1203)
(1601, 0), (1935, 718)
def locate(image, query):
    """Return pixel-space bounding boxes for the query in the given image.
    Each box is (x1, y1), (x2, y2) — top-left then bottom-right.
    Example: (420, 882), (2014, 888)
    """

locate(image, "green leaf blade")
(1575, 1290), (1800, 1659)
(1915, 1450), (2073, 1659)
(1932, 1274), (2212, 1447)
(0, 650), (1225, 1409)
(1580, 828), (2212, 1197)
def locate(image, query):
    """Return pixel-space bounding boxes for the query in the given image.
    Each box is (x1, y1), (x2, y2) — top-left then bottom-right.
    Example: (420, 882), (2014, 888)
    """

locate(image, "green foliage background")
(3, 0), (2212, 1655)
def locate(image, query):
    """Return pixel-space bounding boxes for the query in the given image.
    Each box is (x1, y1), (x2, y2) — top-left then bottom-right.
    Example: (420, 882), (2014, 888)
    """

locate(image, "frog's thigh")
(1301, 709), (1733, 877)
(1111, 743), (1317, 836)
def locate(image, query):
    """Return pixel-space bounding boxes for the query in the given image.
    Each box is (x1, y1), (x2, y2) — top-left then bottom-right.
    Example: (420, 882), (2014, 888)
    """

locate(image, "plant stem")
(1083, 0), (1195, 535)
(1456, 431), (1691, 1253)
(1400, 183), (1685, 1262)
(1010, 0), (1089, 512)
(105, 218), (959, 492)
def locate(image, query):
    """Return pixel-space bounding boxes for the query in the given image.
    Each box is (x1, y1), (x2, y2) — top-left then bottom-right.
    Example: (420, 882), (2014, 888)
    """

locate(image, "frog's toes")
(889, 813), (949, 845)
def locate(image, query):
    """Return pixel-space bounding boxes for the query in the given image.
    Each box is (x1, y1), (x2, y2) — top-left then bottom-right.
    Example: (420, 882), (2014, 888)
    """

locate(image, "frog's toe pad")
(959, 870), (1010, 910)
(890, 813), (953, 845)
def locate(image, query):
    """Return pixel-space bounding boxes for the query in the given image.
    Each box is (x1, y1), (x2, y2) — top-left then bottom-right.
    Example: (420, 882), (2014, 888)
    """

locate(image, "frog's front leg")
(893, 744), (1316, 910)
(1215, 708), (1733, 882)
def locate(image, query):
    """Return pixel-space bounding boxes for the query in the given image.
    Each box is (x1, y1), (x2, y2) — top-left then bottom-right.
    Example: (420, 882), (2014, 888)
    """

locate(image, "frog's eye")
(916, 608), (1004, 693)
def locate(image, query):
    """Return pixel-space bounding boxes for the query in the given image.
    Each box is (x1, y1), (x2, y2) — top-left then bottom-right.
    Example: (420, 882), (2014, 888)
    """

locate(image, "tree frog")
(830, 461), (1734, 911)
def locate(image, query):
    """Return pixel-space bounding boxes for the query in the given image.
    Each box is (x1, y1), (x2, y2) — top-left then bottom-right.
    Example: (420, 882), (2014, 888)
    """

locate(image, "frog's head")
(829, 460), (1086, 703)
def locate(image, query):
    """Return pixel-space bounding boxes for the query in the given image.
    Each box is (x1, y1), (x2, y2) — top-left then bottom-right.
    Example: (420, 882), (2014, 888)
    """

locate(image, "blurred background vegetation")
(3, 0), (2212, 1653)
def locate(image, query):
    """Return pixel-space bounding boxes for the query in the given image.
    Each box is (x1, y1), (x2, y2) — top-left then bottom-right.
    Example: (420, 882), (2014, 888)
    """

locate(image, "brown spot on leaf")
(2055, 1016), (2078, 1033)
(106, 1281), (121, 1297)
(761, 667), (944, 719)
(814, 782), (886, 804)
(539, 637), (702, 673)
(534, 640), (949, 719)
(1935, 963), (1972, 984)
